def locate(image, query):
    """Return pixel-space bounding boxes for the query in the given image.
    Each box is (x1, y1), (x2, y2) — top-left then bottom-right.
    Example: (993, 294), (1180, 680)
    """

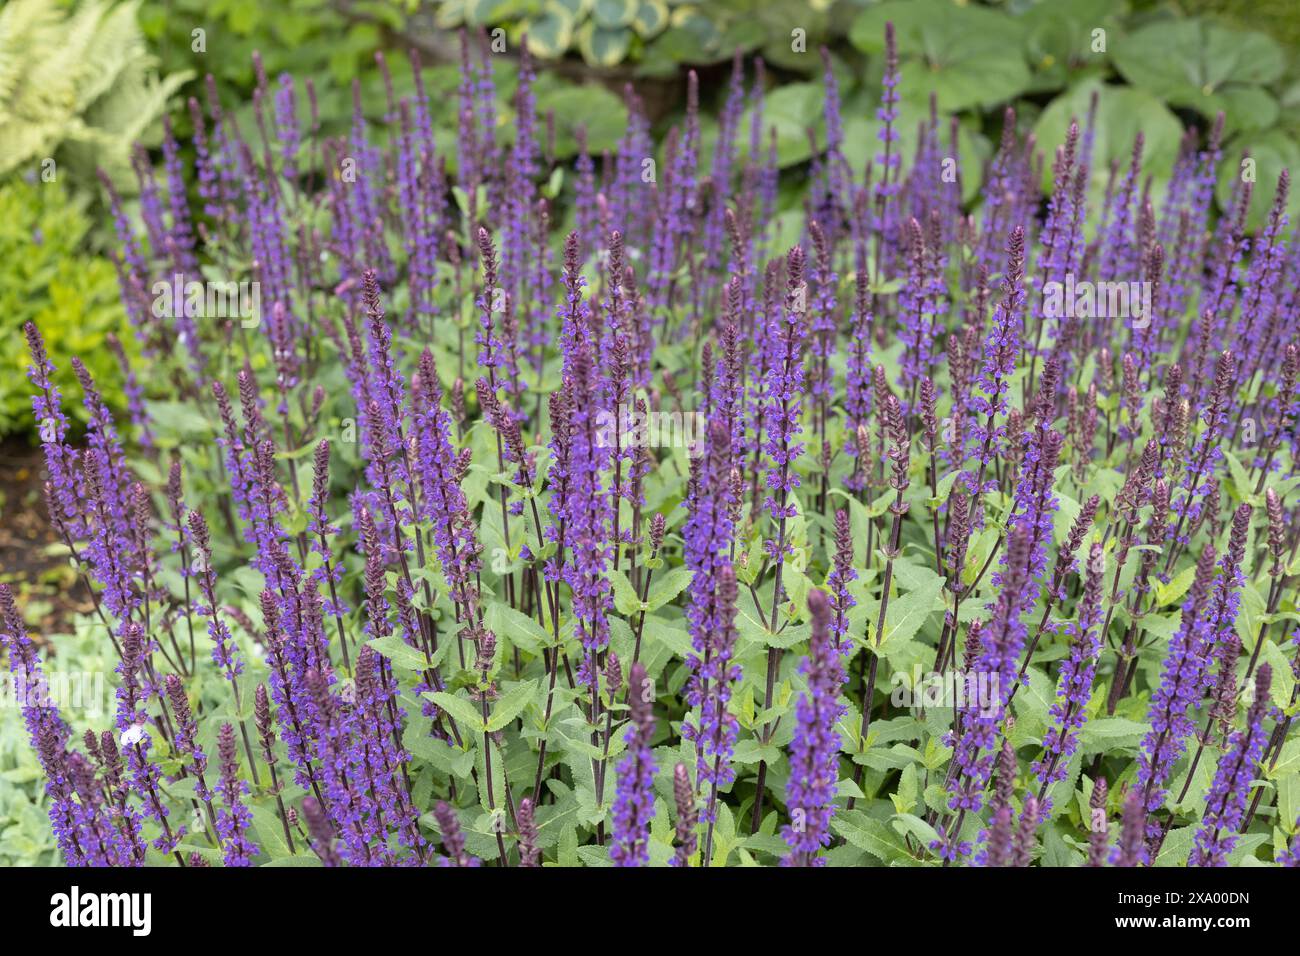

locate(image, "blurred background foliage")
(0, 0), (1298, 861)
(1, 0), (1299, 444)
(0, 0), (190, 184)
(0, 180), (138, 438)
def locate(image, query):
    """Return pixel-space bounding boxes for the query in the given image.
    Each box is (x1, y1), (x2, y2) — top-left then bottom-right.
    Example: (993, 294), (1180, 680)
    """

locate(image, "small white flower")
(121, 723), (147, 747)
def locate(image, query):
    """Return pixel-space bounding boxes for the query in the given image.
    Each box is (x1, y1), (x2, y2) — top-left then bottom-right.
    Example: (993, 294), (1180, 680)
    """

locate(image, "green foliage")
(0, 0), (190, 188)
(432, 0), (849, 74)
(0, 180), (136, 438)
(139, 0), (396, 122)
(850, 0), (1033, 112)
(6, 0), (1300, 870)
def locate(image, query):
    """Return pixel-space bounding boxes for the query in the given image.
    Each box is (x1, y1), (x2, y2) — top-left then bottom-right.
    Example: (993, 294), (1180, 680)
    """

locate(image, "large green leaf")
(1113, 18), (1284, 125)
(736, 80), (823, 168)
(1031, 80), (1183, 199)
(577, 22), (633, 67)
(831, 809), (913, 863)
(526, 5), (577, 59)
(535, 80), (628, 156)
(1214, 129), (1300, 232)
(1016, 0), (1124, 92)
(632, 0), (668, 39)
(849, 0), (1031, 112)
(591, 0), (636, 29)
(367, 634), (433, 673)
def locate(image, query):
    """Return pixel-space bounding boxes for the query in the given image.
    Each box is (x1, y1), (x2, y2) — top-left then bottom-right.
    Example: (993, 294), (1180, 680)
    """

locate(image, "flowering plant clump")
(8, 21), (1300, 870)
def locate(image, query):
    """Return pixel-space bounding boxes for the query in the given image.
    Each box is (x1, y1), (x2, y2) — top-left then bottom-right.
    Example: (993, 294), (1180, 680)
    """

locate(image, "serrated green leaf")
(485, 679), (538, 732)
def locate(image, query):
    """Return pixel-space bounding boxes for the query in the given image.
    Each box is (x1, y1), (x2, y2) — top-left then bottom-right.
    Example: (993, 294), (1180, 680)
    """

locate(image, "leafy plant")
(5, 8), (1300, 872)
(0, 0), (190, 188)
(0, 180), (136, 438)
(430, 0), (848, 74)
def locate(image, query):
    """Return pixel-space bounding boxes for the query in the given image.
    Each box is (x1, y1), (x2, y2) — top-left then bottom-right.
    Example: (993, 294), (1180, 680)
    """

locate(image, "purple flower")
(682, 420), (740, 802)
(761, 247), (809, 572)
(434, 800), (479, 867)
(1031, 541), (1104, 802)
(611, 662), (657, 867)
(214, 723), (257, 866)
(0, 584), (115, 865)
(782, 589), (846, 866)
(1278, 819), (1300, 867)
(672, 763), (699, 867)
(967, 227), (1026, 482)
(1136, 544), (1220, 828)
(1111, 788), (1148, 867)
(1191, 666), (1272, 866)
(946, 525), (1035, 830)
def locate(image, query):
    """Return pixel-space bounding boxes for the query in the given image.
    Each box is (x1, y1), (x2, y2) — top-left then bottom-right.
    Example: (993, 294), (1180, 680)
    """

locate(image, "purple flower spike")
(611, 661), (657, 867)
(782, 588), (845, 866)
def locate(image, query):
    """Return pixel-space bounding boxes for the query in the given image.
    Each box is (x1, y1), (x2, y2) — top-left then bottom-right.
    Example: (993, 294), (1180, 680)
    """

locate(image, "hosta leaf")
(1112, 20), (1284, 114)
(849, 0), (1030, 111)
(526, 6), (576, 59)
(632, 0), (668, 38)
(1032, 80), (1183, 197)
(1214, 129), (1300, 232)
(591, 0), (636, 29)
(577, 22), (632, 67)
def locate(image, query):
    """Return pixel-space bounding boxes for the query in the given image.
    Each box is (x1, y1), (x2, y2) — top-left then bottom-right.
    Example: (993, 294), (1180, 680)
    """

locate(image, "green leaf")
(426, 691), (487, 733)
(1155, 564), (1196, 608)
(877, 575), (945, 650)
(527, 5), (576, 59)
(1031, 80), (1183, 197)
(709, 802), (740, 867)
(891, 812), (939, 850)
(736, 81), (824, 168)
(1078, 717), (1147, 752)
(849, 0), (1030, 111)
(1215, 129), (1300, 232)
(249, 804), (293, 860)
(1153, 825), (1195, 866)
(1112, 19), (1284, 123)
(640, 613), (693, 658)
(632, 0), (668, 39)
(1279, 773), (1300, 826)
(577, 22), (632, 67)
(1262, 640), (1297, 711)
(261, 855), (323, 867)
(1222, 447), (1256, 503)
(607, 568), (644, 615)
(646, 567), (693, 611)
(367, 635), (432, 672)
(1019, 0), (1122, 91)
(485, 679), (538, 732)
(831, 810), (912, 863)
(484, 601), (550, 654)
(591, 0), (636, 29)
(890, 763), (919, 816)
